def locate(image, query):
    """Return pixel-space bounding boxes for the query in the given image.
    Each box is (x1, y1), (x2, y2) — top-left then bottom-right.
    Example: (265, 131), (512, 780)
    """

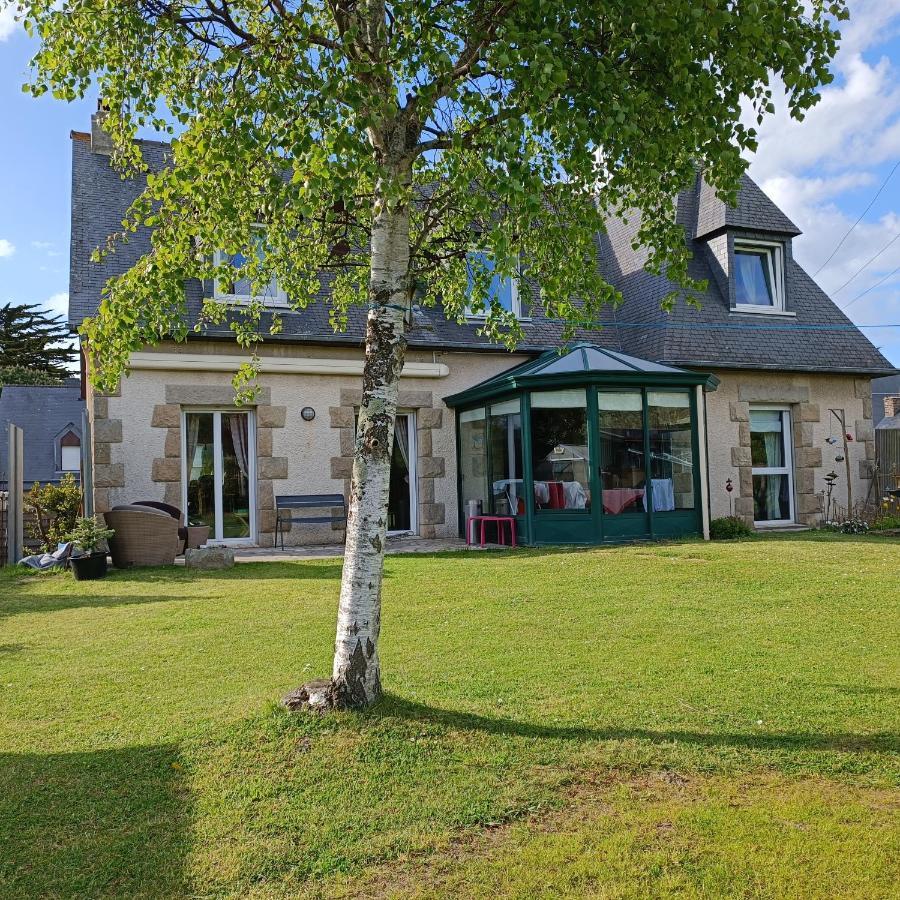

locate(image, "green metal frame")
(450, 361), (713, 546)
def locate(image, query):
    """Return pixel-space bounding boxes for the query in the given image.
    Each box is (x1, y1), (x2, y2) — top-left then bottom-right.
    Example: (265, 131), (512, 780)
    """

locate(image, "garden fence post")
(7, 423), (24, 565)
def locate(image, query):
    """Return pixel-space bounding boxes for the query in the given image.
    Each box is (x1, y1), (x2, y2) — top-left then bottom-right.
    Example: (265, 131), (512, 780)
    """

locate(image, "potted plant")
(65, 517), (115, 581)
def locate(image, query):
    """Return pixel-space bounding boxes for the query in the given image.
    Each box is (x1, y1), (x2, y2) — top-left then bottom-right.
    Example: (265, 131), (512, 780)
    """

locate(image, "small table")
(466, 515), (517, 547)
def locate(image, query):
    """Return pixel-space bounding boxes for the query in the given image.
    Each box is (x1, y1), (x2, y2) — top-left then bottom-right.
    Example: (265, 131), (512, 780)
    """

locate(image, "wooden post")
(7, 424), (24, 565)
(829, 409), (854, 518)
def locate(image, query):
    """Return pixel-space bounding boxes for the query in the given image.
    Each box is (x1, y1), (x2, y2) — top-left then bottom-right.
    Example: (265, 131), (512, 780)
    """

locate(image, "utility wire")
(546, 319), (900, 331)
(813, 160), (900, 277)
(830, 228), (900, 295)
(841, 262), (900, 311)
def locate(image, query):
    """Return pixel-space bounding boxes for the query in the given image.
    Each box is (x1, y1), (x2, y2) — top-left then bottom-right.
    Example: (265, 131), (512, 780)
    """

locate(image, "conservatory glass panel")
(459, 408), (488, 516)
(647, 390), (694, 511)
(530, 390), (590, 511)
(489, 399), (523, 516)
(597, 391), (645, 515)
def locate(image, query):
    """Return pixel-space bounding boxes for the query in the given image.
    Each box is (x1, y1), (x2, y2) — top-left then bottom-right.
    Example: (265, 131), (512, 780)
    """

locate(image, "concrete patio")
(229, 534), (475, 562)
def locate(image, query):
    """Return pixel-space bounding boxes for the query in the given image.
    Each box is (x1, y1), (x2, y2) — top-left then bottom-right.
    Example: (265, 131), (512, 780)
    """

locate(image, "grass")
(0, 534), (898, 898)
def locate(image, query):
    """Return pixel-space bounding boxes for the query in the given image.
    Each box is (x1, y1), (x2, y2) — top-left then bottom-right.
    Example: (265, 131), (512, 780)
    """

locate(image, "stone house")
(69, 114), (895, 547)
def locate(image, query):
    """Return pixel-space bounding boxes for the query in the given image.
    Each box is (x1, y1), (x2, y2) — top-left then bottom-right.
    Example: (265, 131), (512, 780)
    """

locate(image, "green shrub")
(709, 515), (754, 540)
(872, 515), (900, 531)
(25, 473), (82, 551)
(65, 516), (115, 554)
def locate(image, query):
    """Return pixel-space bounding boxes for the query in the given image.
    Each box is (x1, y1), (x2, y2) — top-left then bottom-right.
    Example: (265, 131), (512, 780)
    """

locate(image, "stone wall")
(329, 388), (446, 538)
(705, 370), (875, 526)
(90, 342), (528, 546)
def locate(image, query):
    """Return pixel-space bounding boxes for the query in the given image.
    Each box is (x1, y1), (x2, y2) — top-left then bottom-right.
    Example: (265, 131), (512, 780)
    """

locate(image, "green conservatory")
(444, 344), (719, 545)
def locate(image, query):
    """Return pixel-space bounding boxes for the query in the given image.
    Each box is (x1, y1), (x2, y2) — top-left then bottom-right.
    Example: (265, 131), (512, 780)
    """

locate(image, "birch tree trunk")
(285, 163), (412, 711)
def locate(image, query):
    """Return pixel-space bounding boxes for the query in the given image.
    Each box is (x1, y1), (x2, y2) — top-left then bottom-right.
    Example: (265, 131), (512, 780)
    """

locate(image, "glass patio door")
(387, 412), (417, 534)
(183, 410), (256, 543)
(750, 407), (795, 525)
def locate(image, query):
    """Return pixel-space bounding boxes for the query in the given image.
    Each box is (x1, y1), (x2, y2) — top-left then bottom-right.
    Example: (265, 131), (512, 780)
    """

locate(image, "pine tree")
(0, 302), (76, 382)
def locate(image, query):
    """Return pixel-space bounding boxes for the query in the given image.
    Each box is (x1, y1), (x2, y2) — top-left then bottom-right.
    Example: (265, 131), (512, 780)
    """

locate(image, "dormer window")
(57, 428), (81, 472)
(733, 240), (785, 312)
(214, 227), (287, 306)
(465, 250), (522, 318)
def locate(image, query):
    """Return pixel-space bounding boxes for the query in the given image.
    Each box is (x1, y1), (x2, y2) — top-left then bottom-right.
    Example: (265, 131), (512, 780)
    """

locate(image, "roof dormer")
(694, 173), (800, 317)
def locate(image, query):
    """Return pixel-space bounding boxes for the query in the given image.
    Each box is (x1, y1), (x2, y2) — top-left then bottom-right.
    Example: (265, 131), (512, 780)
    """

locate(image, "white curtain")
(186, 414), (201, 473)
(394, 415), (410, 471)
(229, 414), (249, 481)
(763, 431), (782, 519)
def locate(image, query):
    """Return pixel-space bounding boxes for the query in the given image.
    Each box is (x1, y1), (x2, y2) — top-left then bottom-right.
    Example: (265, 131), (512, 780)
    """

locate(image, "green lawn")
(1, 535), (898, 898)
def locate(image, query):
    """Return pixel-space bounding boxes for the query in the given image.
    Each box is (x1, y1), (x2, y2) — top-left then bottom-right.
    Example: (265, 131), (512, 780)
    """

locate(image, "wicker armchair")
(104, 506), (182, 568)
(132, 500), (210, 552)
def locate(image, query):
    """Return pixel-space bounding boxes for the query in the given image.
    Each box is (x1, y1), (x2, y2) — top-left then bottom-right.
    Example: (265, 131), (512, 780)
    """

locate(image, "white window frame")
(750, 405), (795, 527)
(60, 444), (81, 472)
(387, 410), (419, 536)
(733, 239), (787, 314)
(213, 225), (288, 307)
(464, 249), (523, 320)
(181, 409), (258, 545)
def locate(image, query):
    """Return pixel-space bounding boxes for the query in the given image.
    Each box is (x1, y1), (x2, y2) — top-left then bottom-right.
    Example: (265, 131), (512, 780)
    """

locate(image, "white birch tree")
(13, 0), (846, 708)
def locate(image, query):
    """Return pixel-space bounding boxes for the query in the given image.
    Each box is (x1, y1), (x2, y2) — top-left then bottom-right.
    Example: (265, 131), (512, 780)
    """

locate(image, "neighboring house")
(875, 396), (900, 495)
(70, 113), (896, 547)
(872, 375), (900, 427)
(0, 379), (84, 490)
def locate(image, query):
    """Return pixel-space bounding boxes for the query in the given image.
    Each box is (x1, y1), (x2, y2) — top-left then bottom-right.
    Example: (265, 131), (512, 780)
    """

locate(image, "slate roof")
(695, 173), (801, 239)
(0, 380), (84, 489)
(69, 133), (895, 377)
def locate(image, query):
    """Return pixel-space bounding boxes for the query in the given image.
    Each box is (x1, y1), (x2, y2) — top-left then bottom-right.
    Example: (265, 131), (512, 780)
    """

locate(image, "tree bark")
(284, 166), (412, 712)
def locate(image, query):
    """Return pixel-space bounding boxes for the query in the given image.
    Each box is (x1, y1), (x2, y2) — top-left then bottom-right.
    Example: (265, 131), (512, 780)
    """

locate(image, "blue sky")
(2, 1), (900, 367)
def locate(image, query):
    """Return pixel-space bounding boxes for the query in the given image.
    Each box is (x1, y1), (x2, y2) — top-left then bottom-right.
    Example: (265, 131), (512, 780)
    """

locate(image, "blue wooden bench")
(275, 494), (347, 550)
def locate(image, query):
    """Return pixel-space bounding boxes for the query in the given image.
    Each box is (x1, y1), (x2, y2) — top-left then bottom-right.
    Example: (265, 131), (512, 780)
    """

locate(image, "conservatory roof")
(444, 343), (718, 408)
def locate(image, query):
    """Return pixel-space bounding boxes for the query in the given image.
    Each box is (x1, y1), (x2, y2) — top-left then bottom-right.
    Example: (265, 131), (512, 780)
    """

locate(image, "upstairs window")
(214, 227), (286, 306)
(733, 240), (784, 311)
(59, 429), (81, 472)
(465, 250), (521, 318)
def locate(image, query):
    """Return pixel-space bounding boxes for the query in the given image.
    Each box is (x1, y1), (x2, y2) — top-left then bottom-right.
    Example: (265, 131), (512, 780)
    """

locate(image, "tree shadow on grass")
(0, 593), (198, 621)
(104, 561), (345, 582)
(374, 695), (900, 756)
(0, 744), (190, 898)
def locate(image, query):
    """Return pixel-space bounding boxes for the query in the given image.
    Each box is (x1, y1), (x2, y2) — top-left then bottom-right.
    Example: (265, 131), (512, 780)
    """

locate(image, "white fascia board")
(129, 351), (450, 378)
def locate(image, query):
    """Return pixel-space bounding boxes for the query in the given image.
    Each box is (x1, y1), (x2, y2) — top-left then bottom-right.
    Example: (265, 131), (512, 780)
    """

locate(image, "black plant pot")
(70, 552), (108, 581)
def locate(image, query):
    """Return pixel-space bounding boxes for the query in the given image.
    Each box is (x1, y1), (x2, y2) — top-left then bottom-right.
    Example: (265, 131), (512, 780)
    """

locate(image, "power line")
(841, 261), (900, 311)
(548, 319), (900, 331)
(830, 228), (900, 295)
(813, 160), (900, 277)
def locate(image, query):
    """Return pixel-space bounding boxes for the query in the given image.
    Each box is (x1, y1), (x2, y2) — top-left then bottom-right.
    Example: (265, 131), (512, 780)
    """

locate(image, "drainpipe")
(81, 408), (94, 519)
(696, 384), (711, 540)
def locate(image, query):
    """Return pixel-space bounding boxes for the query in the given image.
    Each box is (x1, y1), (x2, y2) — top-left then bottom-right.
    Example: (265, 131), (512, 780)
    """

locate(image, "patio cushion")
(110, 503), (172, 518)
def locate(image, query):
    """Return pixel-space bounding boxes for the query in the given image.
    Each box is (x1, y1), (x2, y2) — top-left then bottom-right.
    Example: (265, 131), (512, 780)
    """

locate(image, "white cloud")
(0, 5), (19, 42)
(0, 239), (15, 258)
(31, 240), (54, 250)
(44, 291), (69, 318)
(740, 0), (900, 363)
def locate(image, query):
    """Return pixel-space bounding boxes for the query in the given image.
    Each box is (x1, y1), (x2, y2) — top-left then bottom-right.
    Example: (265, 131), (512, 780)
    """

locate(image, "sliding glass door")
(183, 410), (256, 543)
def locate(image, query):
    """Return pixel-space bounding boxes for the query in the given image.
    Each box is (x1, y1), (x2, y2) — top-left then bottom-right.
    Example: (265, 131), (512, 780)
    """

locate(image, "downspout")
(696, 384), (711, 540)
(81, 407), (94, 519)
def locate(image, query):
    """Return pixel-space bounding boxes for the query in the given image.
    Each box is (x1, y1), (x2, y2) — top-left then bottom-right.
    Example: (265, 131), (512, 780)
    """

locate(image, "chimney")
(90, 99), (113, 156)
(884, 396), (900, 419)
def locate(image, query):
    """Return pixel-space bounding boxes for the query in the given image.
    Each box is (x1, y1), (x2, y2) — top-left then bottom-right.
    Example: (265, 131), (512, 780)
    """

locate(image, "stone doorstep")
(184, 546), (235, 570)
